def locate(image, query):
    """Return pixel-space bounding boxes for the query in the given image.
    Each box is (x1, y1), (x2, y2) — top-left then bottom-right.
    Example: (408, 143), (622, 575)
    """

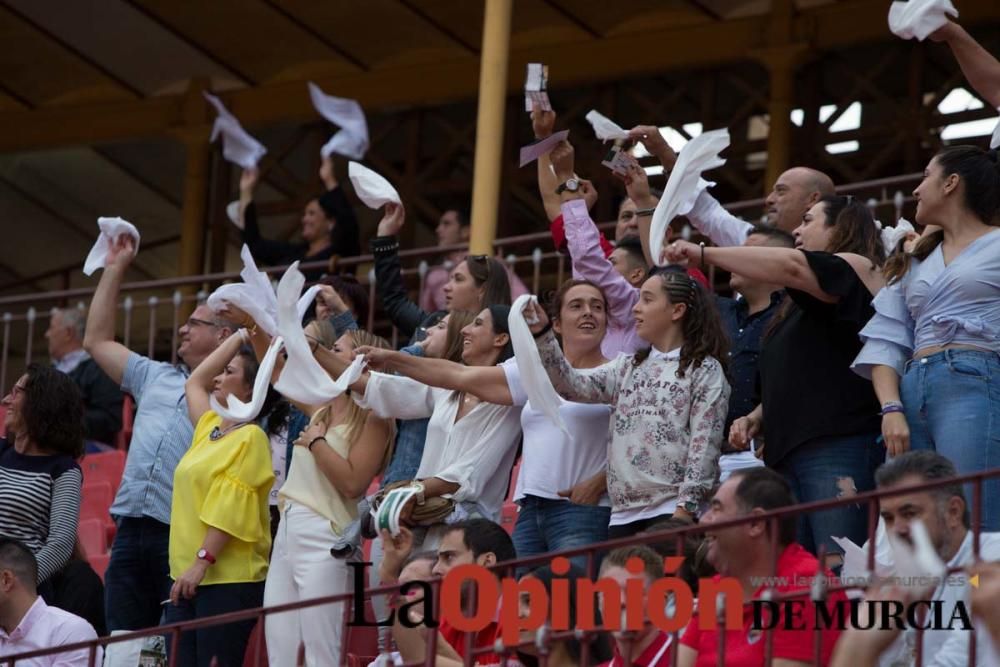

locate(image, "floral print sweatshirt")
(535, 330), (730, 512)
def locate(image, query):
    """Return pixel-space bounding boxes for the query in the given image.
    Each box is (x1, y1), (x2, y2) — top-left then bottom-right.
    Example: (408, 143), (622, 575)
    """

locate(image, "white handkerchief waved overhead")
(650, 128), (729, 266)
(206, 245), (319, 337)
(210, 335), (285, 421)
(203, 93), (267, 169)
(308, 83), (370, 160)
(83, 217), (141, 276)
(508, 294), (569, 436)
(585, 110), (630, 141)
(888, 0), (958, 41)
(273, 263), (367, 406)
(348, 162), (400, 209)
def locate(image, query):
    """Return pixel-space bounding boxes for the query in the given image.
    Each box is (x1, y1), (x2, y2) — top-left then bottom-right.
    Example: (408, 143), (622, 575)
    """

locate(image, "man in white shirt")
(0, 538), (101, 667)
(873, 451), (1000, 667)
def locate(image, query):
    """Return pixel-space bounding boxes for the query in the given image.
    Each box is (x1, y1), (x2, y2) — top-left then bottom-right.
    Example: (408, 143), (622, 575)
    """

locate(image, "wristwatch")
(196, 548), (216, 565)
(555, 178), (580, 195)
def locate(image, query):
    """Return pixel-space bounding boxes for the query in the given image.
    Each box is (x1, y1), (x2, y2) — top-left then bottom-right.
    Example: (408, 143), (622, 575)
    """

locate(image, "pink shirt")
(0, 598), (101, 667)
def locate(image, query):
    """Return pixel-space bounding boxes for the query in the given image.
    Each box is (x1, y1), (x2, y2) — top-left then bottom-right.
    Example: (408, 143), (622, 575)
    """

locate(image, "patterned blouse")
(535, 330), (730, 512)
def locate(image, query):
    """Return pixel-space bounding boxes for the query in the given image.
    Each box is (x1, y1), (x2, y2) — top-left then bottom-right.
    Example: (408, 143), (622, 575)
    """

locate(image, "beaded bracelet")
(880, 401), (904, 416)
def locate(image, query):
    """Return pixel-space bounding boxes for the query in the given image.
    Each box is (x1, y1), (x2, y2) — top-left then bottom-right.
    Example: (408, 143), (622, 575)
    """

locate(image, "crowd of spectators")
(2, 12), (1000, 667)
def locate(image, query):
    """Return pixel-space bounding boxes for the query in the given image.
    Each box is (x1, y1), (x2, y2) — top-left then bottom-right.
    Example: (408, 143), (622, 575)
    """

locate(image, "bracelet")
(880, 401), (904, 416)
(308, 436), (326, 451)
(532, 322), (553, 339)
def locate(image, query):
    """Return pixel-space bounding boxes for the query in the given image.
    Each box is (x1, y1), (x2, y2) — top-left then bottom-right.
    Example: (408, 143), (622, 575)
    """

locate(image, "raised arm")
(184, 331), (245, 425)
(370, 204), (430, 339)
(319, 157), (361, 259)
(239, 168), (300, 266)
(933, 22), (1000, 107)
(82, 235), (136, 386)
(664, 241), (884, 302)
(358, 346), (512, 405)
(292, 411), (393, 499)
(532, 106), (563, 222)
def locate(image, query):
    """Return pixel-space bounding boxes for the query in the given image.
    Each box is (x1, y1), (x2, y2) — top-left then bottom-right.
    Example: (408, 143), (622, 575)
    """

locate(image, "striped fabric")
(0, 442), (82, 583)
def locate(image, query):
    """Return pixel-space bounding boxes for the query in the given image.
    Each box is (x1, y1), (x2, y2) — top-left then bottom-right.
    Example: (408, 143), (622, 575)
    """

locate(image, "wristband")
(881, 402), (904, 416)
(532, 322), (553, 339)
(308, 436), (326, 451)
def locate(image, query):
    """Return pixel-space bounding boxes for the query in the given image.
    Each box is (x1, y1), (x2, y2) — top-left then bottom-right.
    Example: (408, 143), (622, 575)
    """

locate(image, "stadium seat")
(88, 552), (110, 582)
(114, 395), (135, 451)
(500, 501), (519, 535)
(78, 518), (107, 558)
(80, 482), (114, 522)
(345, 599), (379, 658)
(81, 450), (126, 493)
(346, 655), (378, 667)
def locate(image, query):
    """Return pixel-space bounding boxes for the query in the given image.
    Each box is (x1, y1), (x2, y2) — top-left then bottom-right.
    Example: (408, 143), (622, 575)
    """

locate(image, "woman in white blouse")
(356, 280), (613, 570)
(349, 304), (523, 551)
(853, 145), (1000, 529)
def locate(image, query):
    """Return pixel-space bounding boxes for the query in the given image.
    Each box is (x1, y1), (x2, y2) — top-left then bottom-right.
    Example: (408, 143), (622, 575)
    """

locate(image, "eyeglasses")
(185, 317), (219, 329)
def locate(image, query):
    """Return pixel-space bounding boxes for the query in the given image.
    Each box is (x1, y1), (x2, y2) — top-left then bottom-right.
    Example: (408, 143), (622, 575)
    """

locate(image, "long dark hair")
(766, 195), (883, 338)
(234, 345), (287, 436)
(442, 310), (477, 363)
(884, 145), (1000, 284)
(19, 364), (85, 458)
(466, 255), (512, 308)
(486, 304), (514, 363)
(633, 267), (729, 378)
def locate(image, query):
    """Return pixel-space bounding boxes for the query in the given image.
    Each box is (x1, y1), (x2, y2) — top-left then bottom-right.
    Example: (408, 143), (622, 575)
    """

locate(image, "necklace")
(210, 422), (249, 441)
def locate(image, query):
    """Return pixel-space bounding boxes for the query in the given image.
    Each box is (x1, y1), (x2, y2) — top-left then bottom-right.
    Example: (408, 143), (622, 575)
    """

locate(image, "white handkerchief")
(519, 129), (569, 168)
(206, 245), (319, 337)
(650, 128), (729, 266)
(348, 162), (400, 209)
(509, 294), (569, 436)
(308, 83), (370, 160)
(832, 534), (894, 594)
(83, 217), (141, 276)
(991, 110), (1000, 149)
(888, 0), (957, 41)
(585, 110), (630, 141)
(210, 335), (285, 421)
(203, 93), (267, 169)
(881, 218), (916, 255)
(887, 519), (947, 592)
(273, 263), (366, 406)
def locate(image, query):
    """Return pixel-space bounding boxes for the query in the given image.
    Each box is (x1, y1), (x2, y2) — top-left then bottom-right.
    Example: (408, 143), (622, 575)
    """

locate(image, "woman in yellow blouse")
(165, 330), (276, 667)
(263, 325), (395, 667)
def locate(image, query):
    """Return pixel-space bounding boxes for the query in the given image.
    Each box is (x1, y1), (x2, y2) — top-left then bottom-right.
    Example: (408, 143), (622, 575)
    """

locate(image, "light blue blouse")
(853, 228), (1000, 379)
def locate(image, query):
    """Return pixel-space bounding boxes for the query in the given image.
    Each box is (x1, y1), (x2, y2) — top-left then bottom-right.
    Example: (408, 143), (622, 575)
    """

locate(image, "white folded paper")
(650, 128), (729, 266)
(83, 217), (141, 276)
(210, 335), (285, 421)
(832, 533), (893, 596)
(203, 93), (267, 169)
(273, 263), (367, 406)
(348, 162), (400, 209)
(206, 245), (319, 337)
(585, 110), (630, 141)
(519, 129), (569, 168)
(308, 82), (370, 160)
(888, 0), (957, 41)
(509, 294), (569, 436)
(881, 218), (916, 255)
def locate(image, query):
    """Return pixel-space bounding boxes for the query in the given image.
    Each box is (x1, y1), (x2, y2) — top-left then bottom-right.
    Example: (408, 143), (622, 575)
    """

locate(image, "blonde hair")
(317, 328), (396, 473)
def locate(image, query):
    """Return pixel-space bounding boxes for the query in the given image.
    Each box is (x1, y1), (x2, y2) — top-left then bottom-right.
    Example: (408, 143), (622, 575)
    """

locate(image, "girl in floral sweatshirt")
(525, 266), (730, 537)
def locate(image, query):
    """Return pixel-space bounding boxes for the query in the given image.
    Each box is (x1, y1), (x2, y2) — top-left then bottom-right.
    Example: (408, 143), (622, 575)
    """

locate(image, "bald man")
(629, 127), (835, 247)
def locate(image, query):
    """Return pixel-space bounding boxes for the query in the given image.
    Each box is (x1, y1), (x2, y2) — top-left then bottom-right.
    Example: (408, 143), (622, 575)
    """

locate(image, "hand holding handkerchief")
(348, 162), (401, 209)
(509, 294), (570, 436)
(308, 83), (370, 160)
(83, 217), (141, 276)
(203, 93), (267, 169)
(888, 0), (958, 41)
(585, 110), (630, 141)
(650, 128), (729, 266)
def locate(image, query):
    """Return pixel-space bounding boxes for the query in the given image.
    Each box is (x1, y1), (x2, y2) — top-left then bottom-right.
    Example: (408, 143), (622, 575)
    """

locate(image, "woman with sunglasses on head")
(525, 267), (731, 538)
(853, 145), (1000, 529)
(369, 203), (513, 340)
(665, 194), (886, 557)
(349, 280), (614, 570)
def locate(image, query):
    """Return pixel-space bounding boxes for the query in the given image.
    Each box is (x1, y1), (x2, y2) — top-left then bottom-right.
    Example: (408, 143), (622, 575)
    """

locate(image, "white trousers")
(264, 502), (352, 667)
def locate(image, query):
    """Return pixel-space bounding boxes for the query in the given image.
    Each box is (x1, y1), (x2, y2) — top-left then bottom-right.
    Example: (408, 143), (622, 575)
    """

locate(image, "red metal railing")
(3, 465), (995, 667)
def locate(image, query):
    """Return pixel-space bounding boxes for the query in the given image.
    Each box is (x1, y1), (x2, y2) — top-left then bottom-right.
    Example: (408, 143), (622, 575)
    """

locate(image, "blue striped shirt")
(111, 353), (192, 524)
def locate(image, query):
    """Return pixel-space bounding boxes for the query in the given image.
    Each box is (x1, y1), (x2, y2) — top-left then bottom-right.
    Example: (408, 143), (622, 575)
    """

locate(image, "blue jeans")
(104, 516), (172, 632)
(775, 433), (884, 557)
(164, 581), (265, 667)
(513, 496), (611, 575)
(901, 349), (1000, 530)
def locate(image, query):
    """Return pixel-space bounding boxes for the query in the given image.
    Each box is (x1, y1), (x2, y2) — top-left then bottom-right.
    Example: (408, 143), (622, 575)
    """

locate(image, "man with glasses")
(83, 236), (235, 633)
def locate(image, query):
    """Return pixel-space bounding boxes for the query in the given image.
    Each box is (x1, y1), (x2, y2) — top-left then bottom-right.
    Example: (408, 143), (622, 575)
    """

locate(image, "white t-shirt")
(501, 359), (611, 506)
